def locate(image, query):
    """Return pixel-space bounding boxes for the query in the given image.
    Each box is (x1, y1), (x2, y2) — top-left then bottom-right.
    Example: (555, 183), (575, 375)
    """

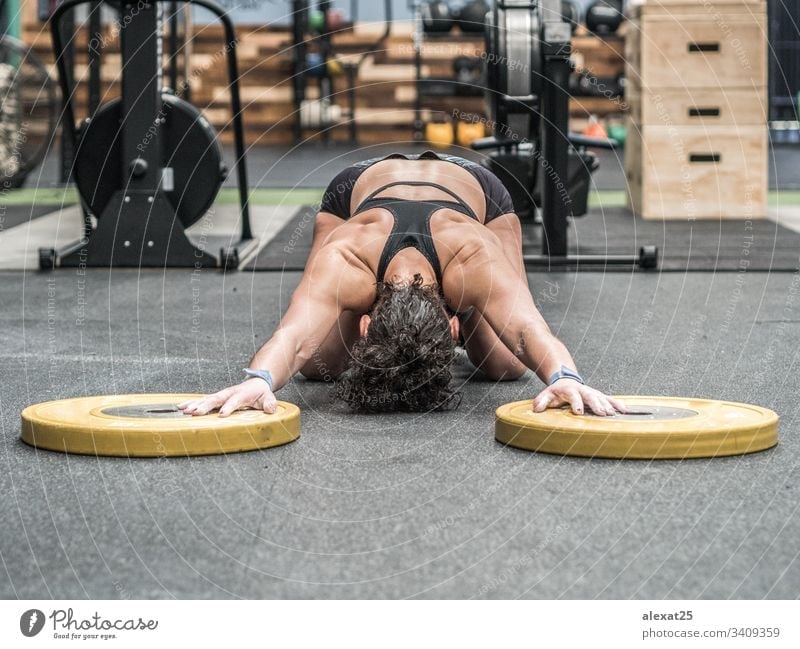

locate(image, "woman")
(179, 151), (625, 417)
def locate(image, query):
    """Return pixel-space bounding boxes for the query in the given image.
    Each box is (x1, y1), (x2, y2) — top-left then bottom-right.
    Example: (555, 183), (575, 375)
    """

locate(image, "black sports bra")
(319, 150), (515, 225)
(352, 180), (479, 285)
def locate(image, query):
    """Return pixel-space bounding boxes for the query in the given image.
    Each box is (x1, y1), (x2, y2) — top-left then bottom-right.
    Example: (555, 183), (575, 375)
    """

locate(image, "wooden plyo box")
(624, 0), (768, 219)
(625, 122), (767, 220)
(626, 86), (768, 127)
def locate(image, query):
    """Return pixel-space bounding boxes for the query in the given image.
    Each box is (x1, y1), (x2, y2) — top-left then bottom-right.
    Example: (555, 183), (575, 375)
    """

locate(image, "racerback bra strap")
(351, 180), (480, 287)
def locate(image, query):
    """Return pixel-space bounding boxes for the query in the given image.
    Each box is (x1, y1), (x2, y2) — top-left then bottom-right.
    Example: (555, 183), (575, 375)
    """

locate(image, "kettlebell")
(456, 121), (485, 147)
(586, 0), (624, 35)
(422, 1), (454, 33)
(425, 121), (455, 148)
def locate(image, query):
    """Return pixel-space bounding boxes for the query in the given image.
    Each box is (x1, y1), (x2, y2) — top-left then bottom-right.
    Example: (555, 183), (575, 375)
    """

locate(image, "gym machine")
(39, 0), (191, 182)
(39, 0), (77, 183)
(477, 0), (658, 269)
(291, 0), (392, 144)
(40, 0), (252, 270)
(767, 0), (800, 142)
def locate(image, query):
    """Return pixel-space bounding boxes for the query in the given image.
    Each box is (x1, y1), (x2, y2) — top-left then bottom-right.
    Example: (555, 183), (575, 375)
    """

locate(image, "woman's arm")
(459, 244), (625, 416)
(307, 211), (345, 266)
(485, 212), (527, 284)
(180, 247), (374, 416)
(455, 212), (530, 379)
(246, 251), (354, 391)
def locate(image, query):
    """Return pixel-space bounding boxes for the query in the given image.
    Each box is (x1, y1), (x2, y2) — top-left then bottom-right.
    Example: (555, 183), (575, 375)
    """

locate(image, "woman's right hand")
(178, 379), (278, 417)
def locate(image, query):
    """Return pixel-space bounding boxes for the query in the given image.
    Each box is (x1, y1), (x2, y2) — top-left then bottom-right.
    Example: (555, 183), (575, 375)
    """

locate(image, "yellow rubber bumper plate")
(20, 394), (300, 457)
(495, 396), (778, 459)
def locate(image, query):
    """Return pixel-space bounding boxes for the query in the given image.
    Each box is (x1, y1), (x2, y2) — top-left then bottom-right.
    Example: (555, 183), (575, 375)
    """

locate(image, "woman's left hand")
(532, 379), (627, 416)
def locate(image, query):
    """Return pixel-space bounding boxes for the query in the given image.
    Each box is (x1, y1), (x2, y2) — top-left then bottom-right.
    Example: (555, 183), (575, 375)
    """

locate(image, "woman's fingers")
(604, 396), (617, 416)
(608, 396), (627, 413)
(219, 392), (247, 417)
(584, 391), (626, 417)
(177, 383), (277, 418)
(178, 396), (213, 411)
(566, 388), (584, 415)
(584, 392), (609, 416)
(179, 399), (204, 414)
(190, 395), (225, 416)
(589, 391), (617, 416)
(534, 385), (623, 417)
(260, 392), (278, 414)
(533, 392), (552, 412)
(182, 389), (231, 416)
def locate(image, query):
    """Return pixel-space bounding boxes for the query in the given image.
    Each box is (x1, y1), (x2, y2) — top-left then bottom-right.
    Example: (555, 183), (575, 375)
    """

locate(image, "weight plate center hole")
(581, 406), (699, 420)
(99, 404), (191, 418)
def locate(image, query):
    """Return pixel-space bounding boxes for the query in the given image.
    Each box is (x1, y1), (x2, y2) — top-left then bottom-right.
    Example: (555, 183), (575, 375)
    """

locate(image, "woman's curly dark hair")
(334, 274), (461, 413)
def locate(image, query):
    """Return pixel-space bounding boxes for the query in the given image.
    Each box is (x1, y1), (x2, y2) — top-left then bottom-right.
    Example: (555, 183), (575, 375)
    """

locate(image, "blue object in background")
(194, 0), (598, 26)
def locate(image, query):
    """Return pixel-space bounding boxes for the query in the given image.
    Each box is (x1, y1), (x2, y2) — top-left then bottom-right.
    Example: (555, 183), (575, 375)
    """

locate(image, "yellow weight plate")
(495, 396), (778, 459)
(20, 394), (300, 457)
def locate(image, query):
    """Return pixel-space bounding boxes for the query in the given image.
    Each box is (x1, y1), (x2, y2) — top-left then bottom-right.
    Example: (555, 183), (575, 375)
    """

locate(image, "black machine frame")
(479, 0), (658, 270)
(42, 0), (252, 270)
(767, 0), (800, 133)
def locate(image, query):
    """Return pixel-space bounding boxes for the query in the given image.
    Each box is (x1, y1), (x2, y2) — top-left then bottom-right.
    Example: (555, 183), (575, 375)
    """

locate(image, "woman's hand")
(533, 379), (626, 417)
(178, 379), (278, 417)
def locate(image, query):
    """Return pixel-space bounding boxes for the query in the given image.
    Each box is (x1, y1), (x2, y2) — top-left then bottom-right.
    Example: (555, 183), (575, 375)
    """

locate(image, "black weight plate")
(485, 2), (541, 140)
(74, 93), (223, 229)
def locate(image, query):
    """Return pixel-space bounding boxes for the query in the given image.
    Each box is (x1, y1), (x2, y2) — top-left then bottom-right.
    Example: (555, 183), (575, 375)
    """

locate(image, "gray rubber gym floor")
(1, 267), (797, 599)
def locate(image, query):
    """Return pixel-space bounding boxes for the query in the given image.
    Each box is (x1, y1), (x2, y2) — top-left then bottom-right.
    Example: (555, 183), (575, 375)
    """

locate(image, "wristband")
(548, 366), (584, 386)
(243, 368), (274, 392)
